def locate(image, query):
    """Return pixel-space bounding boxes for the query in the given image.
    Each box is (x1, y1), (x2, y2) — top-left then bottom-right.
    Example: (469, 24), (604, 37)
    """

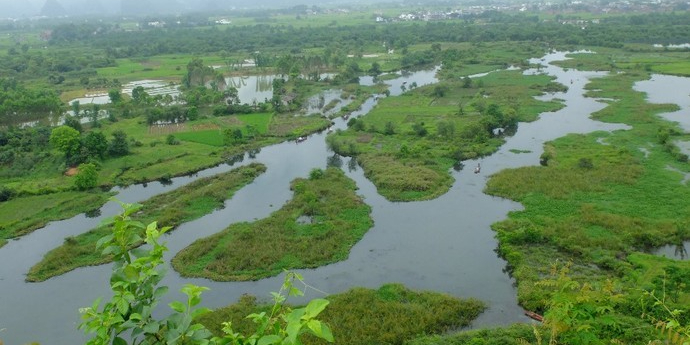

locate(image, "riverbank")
(327, 68), (564, 201)
(26, 163), (266, 282)
(480, 53), (690, 342)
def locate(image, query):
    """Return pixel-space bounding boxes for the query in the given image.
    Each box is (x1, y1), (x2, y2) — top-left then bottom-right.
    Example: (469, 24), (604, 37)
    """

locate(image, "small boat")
(296, 136), (306, 143)
(524, 310), (544, 322)
(474, 163), (481, 174)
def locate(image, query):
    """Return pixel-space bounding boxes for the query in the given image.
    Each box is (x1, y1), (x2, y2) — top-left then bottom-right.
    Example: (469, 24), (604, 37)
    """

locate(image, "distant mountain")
(39, 0), (67, 17)
(120, 0), (186, 15)
(79, 0), (106, 15)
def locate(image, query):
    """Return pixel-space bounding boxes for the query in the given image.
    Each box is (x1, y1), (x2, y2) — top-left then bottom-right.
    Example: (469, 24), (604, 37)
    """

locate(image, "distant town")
(1, 0), (688, 23)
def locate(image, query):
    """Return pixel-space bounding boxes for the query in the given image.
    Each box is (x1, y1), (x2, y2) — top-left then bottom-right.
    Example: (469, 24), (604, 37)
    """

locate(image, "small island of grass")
(172, 167), (373, 281)
(26, 162), (266, 282)
(199, 283), (486, 345)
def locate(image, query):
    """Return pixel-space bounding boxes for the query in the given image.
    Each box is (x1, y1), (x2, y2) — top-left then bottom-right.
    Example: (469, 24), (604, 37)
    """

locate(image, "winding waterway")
(0, 52), (629, 345)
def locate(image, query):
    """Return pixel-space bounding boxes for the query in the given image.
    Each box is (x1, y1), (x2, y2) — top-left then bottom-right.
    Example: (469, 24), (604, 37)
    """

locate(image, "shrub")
(0, 185), (15, 202)
(74, 163), (98, 190)
(166, 134), (181, 145)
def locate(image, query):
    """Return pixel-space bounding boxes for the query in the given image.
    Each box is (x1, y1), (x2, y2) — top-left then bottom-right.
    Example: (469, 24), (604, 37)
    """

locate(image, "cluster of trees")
(40, 12), (690, 62)
(2, 43), (115, 82)
(145, 105), (198, 125)
(0, 79), (62, 125)
(0, 125), (52, 178)
(49, 125), (130, 166)
(182, 58), (224, 89)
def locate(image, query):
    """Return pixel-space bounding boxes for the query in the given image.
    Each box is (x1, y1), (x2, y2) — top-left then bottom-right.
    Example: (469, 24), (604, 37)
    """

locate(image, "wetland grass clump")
(328, 66), (564, 202)
(0, 191), (113, 243)
(172, 167), (373, 281)
(26, 163), (266, 282)
(199, 284), (486, 345)
(483, 62), (690, 342)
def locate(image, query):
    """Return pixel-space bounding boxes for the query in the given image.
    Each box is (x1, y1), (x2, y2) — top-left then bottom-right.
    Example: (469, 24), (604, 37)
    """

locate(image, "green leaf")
(192, 307), (211, 319)
(113, 336), (127, 345)
(307, 320), (333, 342)
(116, 298), (130, 316)
(144, 321), (160, 334)
(96, 234), (114, 249)
(289, 287), (304, 297)
(258, 334), (282, 345)
(123, 265), (139, 281)
(154, 286), (169, 299)
(304, 299), (329, 319)
(170, 301), (186, 313)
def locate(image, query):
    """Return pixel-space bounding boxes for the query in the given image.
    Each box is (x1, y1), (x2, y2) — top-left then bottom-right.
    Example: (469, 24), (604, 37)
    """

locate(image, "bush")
(309, 168), (325, 180)
(0, 185), (15, 202)
(578, 157), (594, 169)
(74, 163), (99, 190)
(166, 134), (180, 145)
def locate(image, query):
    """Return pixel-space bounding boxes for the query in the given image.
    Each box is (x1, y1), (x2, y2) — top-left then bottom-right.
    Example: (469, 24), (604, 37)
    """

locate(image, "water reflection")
(326, 154), (343, 169)
(655, 241), (690, 260)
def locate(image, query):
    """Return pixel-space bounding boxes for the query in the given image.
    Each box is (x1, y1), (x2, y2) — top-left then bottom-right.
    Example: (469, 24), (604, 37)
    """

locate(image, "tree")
(108, 89), (123, 104)
(131, 86), (149, 105)
(224, 128), (244, 146)
(90, 104), (101, 128)
(80, 201), (334, 345)
(71, 100), (81, 117)
(74, 163), (98, 190)
(432, 85), (448, 98)
(50, 125), (81, 161)
(368, 62), (382, 76)
(384, 121), (395, 135)
(64, 115), (83, 132)
(108, 130), (129, 157)
(82, 131), (108, 159)
(437, 121), (456, 139)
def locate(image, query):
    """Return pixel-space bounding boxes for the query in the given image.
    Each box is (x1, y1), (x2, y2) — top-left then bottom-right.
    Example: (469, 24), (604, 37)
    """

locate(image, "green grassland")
(554, 47), (690, 76)
(26, 163), (266, 282)
(0, 191), (113, 248)
(326, 68), (563, 201)
(97, 54), (230, 82)
(199, 283), (485, 345)
(481, 50), (690, 342)
(172, 167), (373, 281)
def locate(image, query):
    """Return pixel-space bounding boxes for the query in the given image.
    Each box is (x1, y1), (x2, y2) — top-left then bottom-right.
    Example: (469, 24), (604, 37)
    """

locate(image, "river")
(0, 52), (630, 345)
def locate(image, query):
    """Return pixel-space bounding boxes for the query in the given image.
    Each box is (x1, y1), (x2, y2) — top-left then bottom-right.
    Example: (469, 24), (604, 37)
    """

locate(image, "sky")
(0, 0), (392, 18)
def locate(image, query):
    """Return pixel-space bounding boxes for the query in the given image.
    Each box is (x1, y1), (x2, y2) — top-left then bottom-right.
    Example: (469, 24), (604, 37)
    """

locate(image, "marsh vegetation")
(2, 5), (690, 345)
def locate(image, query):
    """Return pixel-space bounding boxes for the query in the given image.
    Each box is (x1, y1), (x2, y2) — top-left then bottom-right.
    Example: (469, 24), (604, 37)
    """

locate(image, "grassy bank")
(481, 51), (690, 343)
(26, 163), (266, 282)
(327, 68), (563, 201)
(199, 283), (486, 345)
(0, 191), (113, 246)
(409, 324), (551, 345)
(172, 167), (373, 281)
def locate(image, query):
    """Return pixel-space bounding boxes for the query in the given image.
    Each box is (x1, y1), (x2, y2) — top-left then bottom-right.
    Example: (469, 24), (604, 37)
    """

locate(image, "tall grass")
(199, 284), (486, 345)
(172, 167), (373, 281)
(26, 163), (266, 282)
(0, 191), (113, 242)
(328, 58), (564, 202)
(484, 52), (690, 342)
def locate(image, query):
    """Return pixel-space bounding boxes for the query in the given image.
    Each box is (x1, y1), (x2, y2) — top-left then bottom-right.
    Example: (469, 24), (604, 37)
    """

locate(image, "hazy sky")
(0, 0), (387, 18)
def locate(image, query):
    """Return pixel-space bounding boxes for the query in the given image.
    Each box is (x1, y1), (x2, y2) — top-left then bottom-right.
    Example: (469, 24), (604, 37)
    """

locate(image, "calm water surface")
(0, 52), (633, 344)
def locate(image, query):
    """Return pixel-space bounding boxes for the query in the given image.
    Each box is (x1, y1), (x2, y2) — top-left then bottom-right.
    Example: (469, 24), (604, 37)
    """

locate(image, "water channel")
(0, 52), (631, 345)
